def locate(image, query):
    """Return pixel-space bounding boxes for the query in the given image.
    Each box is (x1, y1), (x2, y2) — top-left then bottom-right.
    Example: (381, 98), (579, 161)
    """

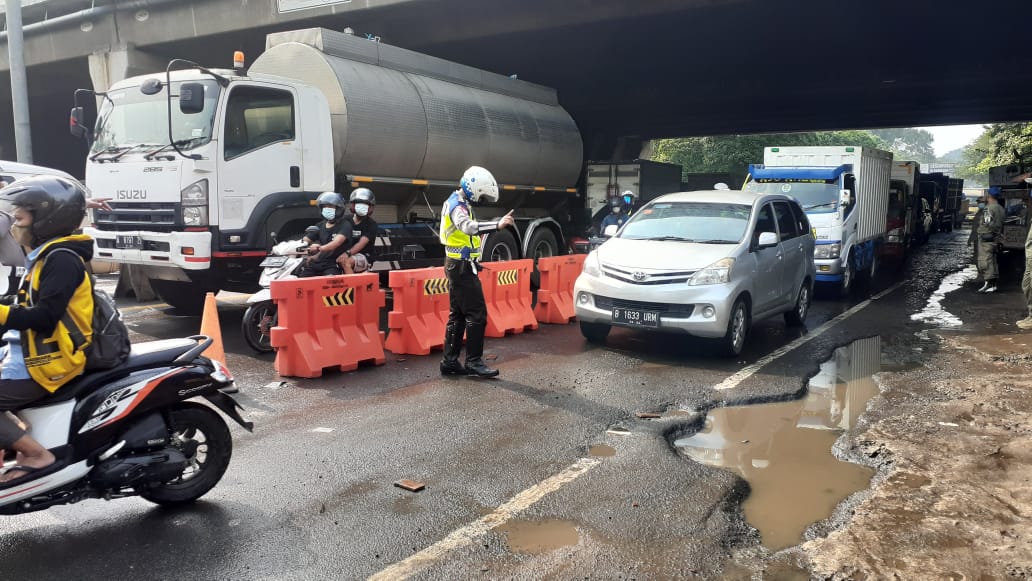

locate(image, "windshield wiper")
(693, 239), (736, 244)
(94, 143), (155, 163)
(144, 138), (202, 160)
(89, 145), (129, 162)
(804, 201), (838, 211)
(642, 235), (696, 242)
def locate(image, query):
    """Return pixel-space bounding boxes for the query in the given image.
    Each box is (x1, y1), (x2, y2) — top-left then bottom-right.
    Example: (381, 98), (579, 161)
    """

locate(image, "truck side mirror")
(839, 189), (852, 206)
(69, 107), (91, 141)
(179, 82), (206, 115)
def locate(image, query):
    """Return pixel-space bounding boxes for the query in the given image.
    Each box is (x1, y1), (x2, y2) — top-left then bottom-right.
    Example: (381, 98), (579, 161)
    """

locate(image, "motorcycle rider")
(599, 196), (628, 236)
(336, 188), (378, 275)
(439, 166), (515, 378)
(0, 176), (92, 484)
(298, 191), (349, 278)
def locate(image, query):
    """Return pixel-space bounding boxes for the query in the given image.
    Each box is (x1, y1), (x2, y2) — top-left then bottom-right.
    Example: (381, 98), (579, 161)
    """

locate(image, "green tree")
(870, 128), (936, 164)
(652, 131), (887, 186)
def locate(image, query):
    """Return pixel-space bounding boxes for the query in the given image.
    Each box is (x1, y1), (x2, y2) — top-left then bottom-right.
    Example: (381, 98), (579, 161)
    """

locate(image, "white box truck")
(745, 146), (893, 295)
(70, 28), (584, 312)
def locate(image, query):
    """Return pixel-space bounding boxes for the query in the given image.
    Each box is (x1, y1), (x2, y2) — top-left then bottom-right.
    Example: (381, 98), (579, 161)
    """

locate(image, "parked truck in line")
(917, 172), (964, 233)
(882, 160), (922, 265)
(989, 163), (1032, 254)
(70, 28), (586, 312)
(743, 146), (893, 296)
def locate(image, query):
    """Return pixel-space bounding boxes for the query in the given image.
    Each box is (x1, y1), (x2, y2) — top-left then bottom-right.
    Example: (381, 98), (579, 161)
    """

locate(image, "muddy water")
(494, 519), (580, 554)
(676, 337), (883, 551)
(588, 444), (616, 457)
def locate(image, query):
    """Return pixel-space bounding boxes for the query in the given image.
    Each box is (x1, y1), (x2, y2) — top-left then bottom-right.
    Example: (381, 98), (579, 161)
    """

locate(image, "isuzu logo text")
(116, 189), (147, 200)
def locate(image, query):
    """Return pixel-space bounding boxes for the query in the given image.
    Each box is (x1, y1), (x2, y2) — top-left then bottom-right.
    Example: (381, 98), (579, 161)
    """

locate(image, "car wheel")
(580, 321), (610, 344)
(784, 281), (810, 327)
(720, 298), (749, 356)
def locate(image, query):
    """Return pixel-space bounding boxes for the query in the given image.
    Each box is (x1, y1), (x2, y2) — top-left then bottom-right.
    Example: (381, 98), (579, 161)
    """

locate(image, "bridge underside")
(2, 0), (1031, 174)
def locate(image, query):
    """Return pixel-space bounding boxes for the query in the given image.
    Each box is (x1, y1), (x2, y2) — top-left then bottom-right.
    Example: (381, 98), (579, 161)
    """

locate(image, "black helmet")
(610, 196), (623, 209)
(316, 191), (346, 220)
(349, 187), (375, 205)
(0, 176), (86, 246)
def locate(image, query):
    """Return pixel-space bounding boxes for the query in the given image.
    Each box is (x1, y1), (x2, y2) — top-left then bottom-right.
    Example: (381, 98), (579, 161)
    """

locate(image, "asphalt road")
(0, 229), (976, 580)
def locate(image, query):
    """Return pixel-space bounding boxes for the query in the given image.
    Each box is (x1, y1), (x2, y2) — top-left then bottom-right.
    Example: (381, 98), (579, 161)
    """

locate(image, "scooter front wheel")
(242, 300), (277, 354)
(139, 403), (232, 506)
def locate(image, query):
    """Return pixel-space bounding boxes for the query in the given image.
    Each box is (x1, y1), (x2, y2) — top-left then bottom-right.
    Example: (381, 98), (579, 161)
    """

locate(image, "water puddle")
(675, 336), (883, 551)
(494, 519), (579, 554)
(588, 444), (616, 457)
(911, 265), (976, 327)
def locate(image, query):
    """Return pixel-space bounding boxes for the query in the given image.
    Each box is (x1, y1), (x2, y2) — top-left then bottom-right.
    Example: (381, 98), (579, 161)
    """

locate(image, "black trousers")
(445, 258), (487, 327)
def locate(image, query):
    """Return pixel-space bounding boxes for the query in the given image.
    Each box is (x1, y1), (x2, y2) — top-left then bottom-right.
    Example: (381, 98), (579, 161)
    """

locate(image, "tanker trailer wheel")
(482, 230), (518, 263)
(152, 280), (217, 315)
(527, 228), (559, 293)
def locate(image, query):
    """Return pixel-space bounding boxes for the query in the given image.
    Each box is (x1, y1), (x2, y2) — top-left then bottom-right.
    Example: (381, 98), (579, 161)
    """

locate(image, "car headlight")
(181, 178), (209, 226)
(582, 250), (601, 276)
(689, 257), (734, 286)
(814, 243), (841, 259)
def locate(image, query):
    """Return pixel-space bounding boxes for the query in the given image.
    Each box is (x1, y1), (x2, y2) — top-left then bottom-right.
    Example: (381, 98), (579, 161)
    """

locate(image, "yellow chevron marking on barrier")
(423, 277), (448, 295)
(496, 269), (519, 285)
(322, 287), (355, 307)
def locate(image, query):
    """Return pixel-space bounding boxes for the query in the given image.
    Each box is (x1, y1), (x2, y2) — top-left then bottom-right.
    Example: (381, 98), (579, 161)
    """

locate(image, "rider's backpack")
(44, 249), (131, 370)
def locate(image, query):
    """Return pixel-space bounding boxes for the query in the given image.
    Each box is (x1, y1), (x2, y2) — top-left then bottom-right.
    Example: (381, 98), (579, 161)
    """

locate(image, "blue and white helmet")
(460, 166), (499, 204)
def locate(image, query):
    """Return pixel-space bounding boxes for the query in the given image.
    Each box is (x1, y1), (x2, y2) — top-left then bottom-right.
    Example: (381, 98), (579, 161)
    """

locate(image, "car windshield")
(619, 202), (752, 243)
(746, 181), (840, 213)
(91, 80), (221, 155)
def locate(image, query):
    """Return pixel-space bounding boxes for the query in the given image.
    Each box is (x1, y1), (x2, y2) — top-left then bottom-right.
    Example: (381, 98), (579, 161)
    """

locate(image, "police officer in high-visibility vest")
(439, 166), (515, 378)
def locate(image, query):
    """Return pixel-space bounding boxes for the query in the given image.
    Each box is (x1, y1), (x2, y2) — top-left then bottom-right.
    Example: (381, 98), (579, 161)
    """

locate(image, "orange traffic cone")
(199, 292), (226, 365)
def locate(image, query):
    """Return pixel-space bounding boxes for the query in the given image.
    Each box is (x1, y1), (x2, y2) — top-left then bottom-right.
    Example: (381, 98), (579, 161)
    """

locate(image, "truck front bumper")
(85, 227), (212, 271)
(814, 257), (844, 282)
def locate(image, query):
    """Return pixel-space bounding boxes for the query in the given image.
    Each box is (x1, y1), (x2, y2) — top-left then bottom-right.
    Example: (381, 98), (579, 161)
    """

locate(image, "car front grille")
(593, 295), (695, 318)
(94, 202), (178, 231)
(601, 263), (695, 285)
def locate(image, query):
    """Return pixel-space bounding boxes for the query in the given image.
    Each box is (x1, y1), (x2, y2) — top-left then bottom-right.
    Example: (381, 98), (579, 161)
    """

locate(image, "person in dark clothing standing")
(976, 187), (1006, 293)
(298, 192), (348, 278)
(337, 188), (378, 275)
(0, 176), (93, 484)
(439, 166), (515, 378)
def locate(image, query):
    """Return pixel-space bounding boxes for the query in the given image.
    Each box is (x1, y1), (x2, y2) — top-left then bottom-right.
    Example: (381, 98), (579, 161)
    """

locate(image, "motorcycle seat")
(35, 338), (201, 404)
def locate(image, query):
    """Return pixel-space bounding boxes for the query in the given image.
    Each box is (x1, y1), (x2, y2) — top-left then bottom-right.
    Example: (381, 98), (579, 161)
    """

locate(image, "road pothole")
(495, 519), (579, 554)
(588, 444), (616, 457)
(675, 336), (884, 551)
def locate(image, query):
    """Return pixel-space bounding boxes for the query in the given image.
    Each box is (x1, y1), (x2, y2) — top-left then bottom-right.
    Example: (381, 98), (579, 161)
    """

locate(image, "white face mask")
(321, 208), (336, 221)
(355, 203), (370, 217)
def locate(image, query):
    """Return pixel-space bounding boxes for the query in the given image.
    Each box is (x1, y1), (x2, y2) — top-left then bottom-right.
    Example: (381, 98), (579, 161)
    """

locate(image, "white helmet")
(460, 166), (499, 204)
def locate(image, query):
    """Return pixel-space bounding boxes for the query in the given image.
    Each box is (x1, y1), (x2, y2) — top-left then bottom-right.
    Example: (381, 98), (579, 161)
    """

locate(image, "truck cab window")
(224, 86), (295, 160)
(843, 174), (857, 218)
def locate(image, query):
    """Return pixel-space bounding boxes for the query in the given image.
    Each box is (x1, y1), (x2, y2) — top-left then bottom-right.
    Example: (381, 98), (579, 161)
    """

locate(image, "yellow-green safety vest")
(440, 192), (481, 260)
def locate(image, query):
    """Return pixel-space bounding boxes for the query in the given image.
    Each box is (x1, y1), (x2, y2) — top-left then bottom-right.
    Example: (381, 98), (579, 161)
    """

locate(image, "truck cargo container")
(72, 28), (585, 312)
(744, 146), (893, 295)
(989, 163), (1032, 253)
(882, 161), (921, 264)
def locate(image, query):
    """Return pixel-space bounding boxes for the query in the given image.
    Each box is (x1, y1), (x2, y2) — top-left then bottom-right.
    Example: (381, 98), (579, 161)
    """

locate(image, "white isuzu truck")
(71, 28), (584, 312)
(744, 146), (892, 295)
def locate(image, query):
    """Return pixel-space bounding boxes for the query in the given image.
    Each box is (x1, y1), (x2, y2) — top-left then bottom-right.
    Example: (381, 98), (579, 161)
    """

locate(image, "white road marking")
(714, 281), (904, 390)
(367, 457), (601, 581)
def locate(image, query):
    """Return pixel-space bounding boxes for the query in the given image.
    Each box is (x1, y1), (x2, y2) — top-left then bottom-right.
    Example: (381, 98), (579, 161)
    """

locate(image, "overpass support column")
(88, 43), (168, 93)
(89, 44), (167, 302)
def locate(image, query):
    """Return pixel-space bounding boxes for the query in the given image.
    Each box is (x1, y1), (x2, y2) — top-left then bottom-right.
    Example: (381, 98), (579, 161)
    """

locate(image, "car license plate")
(612, 307), (660, 328)
(115, 235), (142, 249)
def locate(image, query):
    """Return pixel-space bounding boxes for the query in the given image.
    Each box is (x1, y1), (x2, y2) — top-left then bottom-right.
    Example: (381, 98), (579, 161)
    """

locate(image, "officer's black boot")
(463, 324), (499, 378)
(440, 321), (466, 375)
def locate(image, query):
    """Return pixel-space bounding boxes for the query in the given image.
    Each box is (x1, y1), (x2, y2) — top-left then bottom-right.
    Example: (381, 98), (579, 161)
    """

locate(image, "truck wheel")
(152, 280), (215, 315)
(839, 255), (855, 298)
(527, 228), (559, 260)
(481, 230), (518, 263)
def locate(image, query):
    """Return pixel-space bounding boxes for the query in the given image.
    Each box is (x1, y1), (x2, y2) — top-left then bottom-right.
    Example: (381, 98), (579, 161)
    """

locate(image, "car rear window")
(621, 202), (752, 243)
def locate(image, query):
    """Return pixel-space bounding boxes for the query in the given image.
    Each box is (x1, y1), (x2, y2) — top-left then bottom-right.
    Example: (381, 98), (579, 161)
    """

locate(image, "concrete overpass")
(2, 0), (1032, 177)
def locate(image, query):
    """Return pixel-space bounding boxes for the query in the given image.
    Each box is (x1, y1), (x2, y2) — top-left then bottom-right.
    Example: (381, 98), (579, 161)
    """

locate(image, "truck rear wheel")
(152, 280), (216, 315)
(527, 228), (558, 260)
(482, 230), (518, 262)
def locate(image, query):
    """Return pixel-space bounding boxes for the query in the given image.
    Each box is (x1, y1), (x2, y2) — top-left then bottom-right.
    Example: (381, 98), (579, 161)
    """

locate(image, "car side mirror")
(757, 231), (778, 248)
(839, 189), (852, 206)
(179, 82), (206, 114)
(603, 224), (619, 237)
(69, 107), (91, 141)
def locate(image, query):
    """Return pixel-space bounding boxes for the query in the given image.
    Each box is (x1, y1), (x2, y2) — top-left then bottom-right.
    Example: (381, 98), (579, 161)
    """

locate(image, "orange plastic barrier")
(482, 259), (538, 338)
(534, 254), (587, 324)
(270, 273), (386, 378)
(385, 267), (450, 355)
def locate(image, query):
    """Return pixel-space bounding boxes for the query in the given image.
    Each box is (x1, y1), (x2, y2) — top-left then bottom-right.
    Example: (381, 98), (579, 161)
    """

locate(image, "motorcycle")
(0, 335), (252, 514)
(241, 239), (310, 353)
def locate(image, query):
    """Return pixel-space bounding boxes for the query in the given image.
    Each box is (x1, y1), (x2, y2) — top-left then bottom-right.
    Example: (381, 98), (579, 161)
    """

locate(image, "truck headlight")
(582, 251), (601, 277)
(181, 179), (209, 226)
(814, 243), (841, 259)
(689, 257), (734, 286)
